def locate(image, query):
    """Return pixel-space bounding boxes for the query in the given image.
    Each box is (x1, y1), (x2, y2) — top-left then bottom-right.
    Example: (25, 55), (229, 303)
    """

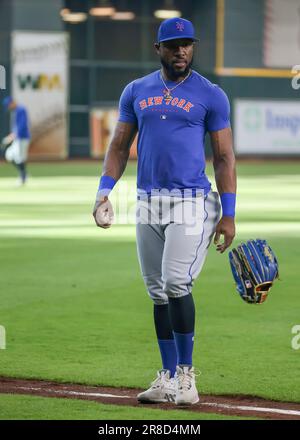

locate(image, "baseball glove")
(0, 137), (12, 151)
(229, 239), (279, 304)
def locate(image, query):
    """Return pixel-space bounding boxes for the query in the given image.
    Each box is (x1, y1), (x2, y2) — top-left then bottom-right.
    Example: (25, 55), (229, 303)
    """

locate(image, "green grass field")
(0, 160), (299, 420)
(0, 394), (254, 420)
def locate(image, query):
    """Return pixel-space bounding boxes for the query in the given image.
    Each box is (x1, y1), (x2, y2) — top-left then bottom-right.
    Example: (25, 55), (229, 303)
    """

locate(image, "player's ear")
(154, 43), (160, 53)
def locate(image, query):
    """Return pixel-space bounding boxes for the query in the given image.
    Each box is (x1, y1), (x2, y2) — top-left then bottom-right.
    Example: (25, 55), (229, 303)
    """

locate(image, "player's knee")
(147, 289), (168, 304)
(163, 275), (190, 298)
(152, 297), (169, 305)
(143, 274), (168, 304)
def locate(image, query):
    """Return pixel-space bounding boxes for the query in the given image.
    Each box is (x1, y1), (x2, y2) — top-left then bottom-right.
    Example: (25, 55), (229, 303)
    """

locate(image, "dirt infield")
(1, 377), (300, 419)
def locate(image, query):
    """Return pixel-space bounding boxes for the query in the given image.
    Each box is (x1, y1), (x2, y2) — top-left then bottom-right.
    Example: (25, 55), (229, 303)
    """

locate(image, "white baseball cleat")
(174, 365), (200, 405)
(15, 178), (26, 187)
(137, 369), (176, 403)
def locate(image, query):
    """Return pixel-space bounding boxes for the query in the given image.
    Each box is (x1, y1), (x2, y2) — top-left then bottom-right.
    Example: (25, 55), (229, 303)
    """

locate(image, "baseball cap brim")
(158, 35), (199, 43)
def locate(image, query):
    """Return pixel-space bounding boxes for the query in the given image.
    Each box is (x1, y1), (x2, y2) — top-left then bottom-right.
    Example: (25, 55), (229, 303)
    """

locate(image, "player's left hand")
(214, 216), (235, 253)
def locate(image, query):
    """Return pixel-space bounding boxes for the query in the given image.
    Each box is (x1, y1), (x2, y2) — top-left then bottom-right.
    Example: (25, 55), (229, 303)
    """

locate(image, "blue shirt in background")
(118, 69), (230, 195)
(13, 105), (30, 140)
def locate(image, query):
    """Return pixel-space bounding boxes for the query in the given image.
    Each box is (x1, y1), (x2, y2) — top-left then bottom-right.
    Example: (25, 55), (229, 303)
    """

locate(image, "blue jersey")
(118, 69), (230, 195)
(13, 105), (30, 140)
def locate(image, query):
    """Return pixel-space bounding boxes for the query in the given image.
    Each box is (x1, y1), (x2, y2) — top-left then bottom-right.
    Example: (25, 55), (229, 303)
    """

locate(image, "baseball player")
(1, 96), (31, 185)
(93, 17), (236, 406)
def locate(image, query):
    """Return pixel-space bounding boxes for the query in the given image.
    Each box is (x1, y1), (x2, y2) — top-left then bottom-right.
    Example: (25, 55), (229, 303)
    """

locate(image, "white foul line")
(200, 402), (300, 417)
(18, 386), (131, 399)
(12, 386), (300, 417)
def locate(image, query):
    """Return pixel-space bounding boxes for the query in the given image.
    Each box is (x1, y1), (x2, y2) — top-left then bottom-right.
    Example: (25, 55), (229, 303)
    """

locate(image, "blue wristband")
(97, 175), (116, 197)
(220, 193), (236, 217)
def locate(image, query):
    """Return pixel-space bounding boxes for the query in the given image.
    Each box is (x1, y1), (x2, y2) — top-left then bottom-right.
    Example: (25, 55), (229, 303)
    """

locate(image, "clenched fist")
(93, 195), (114, 229)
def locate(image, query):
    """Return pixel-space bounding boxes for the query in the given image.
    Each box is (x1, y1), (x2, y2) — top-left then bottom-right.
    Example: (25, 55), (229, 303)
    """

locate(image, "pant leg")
(14, 139), (29, 165)
(136, 198), (168, 305)
(162, 191), (221, 298)
(18, 139), (30, 164)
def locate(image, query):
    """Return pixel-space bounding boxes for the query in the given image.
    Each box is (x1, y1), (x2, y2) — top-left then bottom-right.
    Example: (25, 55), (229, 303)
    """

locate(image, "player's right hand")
(93, 196), (114, 229)
(214, 216), (235, 253)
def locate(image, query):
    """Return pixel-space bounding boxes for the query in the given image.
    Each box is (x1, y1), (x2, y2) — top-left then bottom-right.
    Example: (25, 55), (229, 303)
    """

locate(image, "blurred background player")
(2, 96), (31, 186)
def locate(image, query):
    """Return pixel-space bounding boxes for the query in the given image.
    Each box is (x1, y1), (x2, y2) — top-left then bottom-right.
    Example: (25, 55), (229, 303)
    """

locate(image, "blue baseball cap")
(2, 96), (13, 109)
(157, 17), (199, 43)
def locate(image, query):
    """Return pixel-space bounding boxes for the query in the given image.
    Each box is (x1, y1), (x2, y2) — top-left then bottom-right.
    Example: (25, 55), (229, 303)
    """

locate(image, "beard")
(160, 56), (193, 80)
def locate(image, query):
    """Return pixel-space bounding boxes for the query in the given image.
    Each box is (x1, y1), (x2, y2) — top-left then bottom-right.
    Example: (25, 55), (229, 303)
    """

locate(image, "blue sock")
(173, 331), (194, 366)
(157, 339), (177, 377)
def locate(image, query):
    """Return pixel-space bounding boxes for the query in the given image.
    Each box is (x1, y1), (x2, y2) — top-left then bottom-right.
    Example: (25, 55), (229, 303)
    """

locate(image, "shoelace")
(150, 371), (170, 389)
(176, 369), (201, 391)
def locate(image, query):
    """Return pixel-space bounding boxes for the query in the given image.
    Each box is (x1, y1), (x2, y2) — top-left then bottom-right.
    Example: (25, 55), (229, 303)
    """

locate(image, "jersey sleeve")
(118, 81), (137, 124)
(15, 108), (29, 138)
(205, 85), (231, 132)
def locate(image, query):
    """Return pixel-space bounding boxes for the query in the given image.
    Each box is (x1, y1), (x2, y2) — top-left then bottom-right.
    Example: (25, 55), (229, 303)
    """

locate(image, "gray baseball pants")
(136, 190), (221, 305)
